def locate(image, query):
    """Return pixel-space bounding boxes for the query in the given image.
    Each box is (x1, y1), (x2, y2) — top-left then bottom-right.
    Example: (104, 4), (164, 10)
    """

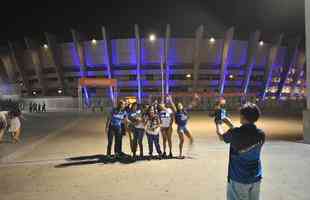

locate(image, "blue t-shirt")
(110, 109), (127, 128)
(213, 108), (227, 123)
(128, 109), (145, 129)
(175, 110), (188, 127)
(223, 124), (265, 184)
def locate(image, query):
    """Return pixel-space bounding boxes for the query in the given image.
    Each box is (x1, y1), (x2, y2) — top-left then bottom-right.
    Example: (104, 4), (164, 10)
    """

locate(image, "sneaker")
(168, 152), (173, 158)
(162, 152), (167, 158)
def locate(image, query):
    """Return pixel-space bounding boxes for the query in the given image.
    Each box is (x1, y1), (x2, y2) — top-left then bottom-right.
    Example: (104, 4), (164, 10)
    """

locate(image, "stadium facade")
(0, 25), (306, 102)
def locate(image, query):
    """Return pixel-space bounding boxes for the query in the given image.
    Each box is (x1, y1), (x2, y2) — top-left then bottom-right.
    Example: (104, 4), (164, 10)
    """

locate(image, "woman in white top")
(128, 103), (145, 158)
(9, 115), (21, 143)
(0, 111), (8, 142)
(145, 106), (162, 158)
(0, 110), (22, 143)
(8, 110), (22, 143)
(159, 104), (174, 158)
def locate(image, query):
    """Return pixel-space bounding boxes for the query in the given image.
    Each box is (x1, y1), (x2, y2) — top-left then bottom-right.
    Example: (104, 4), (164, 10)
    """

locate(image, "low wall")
(16, 96), (306, 115)
(21, 97), (79, 112)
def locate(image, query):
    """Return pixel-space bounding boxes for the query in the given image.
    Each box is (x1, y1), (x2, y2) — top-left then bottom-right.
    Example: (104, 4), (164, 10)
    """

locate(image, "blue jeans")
(133, 128), (144, 156)
(146, 133), (162, 155)
(227, 180), (261, 200)
(107, 125), (123, 155)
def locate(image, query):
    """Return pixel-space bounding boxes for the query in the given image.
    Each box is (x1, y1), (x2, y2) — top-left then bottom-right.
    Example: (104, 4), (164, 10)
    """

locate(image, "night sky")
(0, 0), (305, 44)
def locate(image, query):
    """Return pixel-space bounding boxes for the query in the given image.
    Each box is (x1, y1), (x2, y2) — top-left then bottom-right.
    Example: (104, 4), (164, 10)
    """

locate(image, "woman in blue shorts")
(168, 95), (199, 159)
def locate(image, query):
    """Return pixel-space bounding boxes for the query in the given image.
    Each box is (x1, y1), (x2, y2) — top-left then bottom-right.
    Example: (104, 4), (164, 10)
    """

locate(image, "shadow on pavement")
(55, 154), (180, 168)
(0, 140), (13, 144)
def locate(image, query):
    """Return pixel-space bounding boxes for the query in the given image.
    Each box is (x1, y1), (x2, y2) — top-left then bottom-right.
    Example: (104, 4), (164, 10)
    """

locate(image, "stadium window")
(67, 77), (75, 82)
(129, 75), (136, 81)
(26, 70), (36, 76)
(146, 74), (154, 80)
(28, 79), (39, 86)
(43, 68), (56, 73)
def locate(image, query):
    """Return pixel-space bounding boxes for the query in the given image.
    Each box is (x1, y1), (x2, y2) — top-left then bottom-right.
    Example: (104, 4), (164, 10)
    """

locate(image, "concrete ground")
(0, 112), (309, 200)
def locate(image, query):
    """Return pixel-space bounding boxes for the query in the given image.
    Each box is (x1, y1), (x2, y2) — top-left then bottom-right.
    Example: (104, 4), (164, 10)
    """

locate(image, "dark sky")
(0, 0), (305, 44)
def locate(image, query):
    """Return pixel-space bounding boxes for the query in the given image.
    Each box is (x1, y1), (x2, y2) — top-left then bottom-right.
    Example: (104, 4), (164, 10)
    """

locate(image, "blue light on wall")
(111, 39), (137, 66)
(70, 43), (82, 68)
(83, 87), (90, 105)
(227, 40), (248, 67)
(141, 38), (164, 65)
(85, 42), (93, 67)
(85, 41), (106, 68)
(167, 39), (178, 65)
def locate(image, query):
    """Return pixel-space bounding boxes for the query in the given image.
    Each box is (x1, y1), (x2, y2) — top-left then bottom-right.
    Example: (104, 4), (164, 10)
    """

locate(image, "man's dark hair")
(240, 103), (261, 123)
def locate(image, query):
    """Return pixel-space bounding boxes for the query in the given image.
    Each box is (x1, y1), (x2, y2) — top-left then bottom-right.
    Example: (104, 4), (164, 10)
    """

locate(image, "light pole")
(304, 0), (310, 142)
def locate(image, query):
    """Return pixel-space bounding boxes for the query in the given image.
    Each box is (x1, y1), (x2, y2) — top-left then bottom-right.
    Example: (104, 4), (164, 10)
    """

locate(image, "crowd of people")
(0, 94), (266, 199)
(105, 95), (265, 199)
(104, 94), (232, 159)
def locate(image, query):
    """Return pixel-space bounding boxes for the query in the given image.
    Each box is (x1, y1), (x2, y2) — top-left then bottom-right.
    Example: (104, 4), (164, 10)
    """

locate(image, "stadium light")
(259, 41), (264, 46)
(91, 39), (97, 45)
(43, 44), (48, 49)
(209, 37), (215, 43)
(149, 34), (156, 42)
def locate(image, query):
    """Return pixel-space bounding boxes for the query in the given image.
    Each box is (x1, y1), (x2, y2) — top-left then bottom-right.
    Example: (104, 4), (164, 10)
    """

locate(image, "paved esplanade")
(0, 112), (309, 200)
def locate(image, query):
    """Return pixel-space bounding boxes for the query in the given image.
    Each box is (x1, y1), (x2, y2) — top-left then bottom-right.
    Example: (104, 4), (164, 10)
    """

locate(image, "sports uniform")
(107, 108), (127, 155)
(175, 110), (189, 134)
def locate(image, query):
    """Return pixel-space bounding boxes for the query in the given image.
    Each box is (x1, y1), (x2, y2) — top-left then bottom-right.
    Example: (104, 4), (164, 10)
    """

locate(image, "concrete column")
(303, 0), (310, 143)
(276, 37), (301, 99)
(71, 29), (87, 77)
(242, 30), (260, 95)
(71, 29), (89, 104)
(8, 41), (31, 95)
(102, 26), (115, 103)
(261, 34), (283, 99)
(306, 0), (310, 109)
(78, 85), (83, 112)
(44, 32), (66, 94)
(165, 24), (171, 95)
(1, 55), (16, 83)
(219, 27), (234, 95)
(0, 58), (10, 83)
(193, 25), (204, 91)
(290, 53), (306, 99)
(134, 24), (142, 103)
(24, 37), (47, 95)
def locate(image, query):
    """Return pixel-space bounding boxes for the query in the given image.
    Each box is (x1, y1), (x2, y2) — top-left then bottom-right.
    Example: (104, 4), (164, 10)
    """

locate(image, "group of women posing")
(105, 95), (200, 159)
